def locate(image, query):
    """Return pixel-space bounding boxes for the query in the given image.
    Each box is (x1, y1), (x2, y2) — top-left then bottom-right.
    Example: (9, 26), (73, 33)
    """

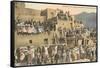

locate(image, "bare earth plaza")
(13, 2), (97, 66)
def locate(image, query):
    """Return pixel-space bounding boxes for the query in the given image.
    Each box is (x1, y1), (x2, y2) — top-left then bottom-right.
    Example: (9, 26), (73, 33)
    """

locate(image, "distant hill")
(74, 12), (97, 28)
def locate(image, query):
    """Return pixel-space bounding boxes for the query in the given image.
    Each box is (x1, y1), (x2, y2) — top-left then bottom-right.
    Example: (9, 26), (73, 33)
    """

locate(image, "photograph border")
(10, 1), (98, 67)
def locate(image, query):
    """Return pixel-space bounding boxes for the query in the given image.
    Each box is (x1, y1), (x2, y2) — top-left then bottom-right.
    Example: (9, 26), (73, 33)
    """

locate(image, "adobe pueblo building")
(15, 2), (84, 31)
(14, 2), (96, 48)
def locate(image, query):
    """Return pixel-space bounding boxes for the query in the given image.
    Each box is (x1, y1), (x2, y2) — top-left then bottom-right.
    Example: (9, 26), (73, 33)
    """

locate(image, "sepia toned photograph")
(11, 1), (97, 67)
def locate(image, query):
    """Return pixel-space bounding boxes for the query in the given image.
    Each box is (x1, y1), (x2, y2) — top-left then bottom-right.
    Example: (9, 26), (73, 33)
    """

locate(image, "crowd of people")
(15, 19), (56, 35)
(15, 25), (97, 66)
(16, 20), (44, 35)
(15, 41), (96, 66)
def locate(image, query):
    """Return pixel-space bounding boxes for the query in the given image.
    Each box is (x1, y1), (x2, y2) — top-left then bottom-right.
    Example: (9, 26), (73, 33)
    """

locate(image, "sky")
(25, 2), (96, 15)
